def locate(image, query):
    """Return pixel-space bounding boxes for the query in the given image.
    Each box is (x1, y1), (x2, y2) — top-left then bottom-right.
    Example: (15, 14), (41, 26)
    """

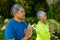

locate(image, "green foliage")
(25, 17), (38, 24)
(0, 0), (49, 18)
(47, 0), (60, 22)
(32, 28), (37, 40)
(0, 31), (4, 40)
(46, 19), (60, 39)
(0, 0), (15, 19)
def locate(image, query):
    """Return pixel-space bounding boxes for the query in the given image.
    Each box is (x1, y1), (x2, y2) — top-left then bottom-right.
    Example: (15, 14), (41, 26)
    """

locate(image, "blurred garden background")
(0, 0), (60, 40)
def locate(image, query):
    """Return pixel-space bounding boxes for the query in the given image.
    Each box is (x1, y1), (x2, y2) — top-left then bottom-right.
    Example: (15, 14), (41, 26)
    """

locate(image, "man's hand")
(21, 24), (32, 40)
(29, 37), (32, 40)
(24, 24), (32, 39)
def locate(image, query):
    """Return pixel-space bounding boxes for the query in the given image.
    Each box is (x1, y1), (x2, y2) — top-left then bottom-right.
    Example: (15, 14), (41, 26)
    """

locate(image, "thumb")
(28, 24), (32, 29)
(24, 29), (27, 33)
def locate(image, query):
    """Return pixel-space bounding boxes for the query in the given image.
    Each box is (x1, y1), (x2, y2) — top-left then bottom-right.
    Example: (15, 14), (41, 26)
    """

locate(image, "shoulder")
(22, 21), (28, 29)
(36, 21), (43, 29)
(36, 21), (41, 26)
(22, 21), (28, 25)
(7, 19), (16, 25)
(5, 19), (16, 31)
(6, 19), (15, 28)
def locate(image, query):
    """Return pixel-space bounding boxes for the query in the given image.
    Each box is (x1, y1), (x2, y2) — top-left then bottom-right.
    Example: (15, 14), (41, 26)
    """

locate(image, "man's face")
(40, 12), (47, 22)
(14, 7), (25, 20)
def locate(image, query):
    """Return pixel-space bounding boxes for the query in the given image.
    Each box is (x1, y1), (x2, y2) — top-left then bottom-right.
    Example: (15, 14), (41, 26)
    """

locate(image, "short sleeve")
(4, 23), (15, 40)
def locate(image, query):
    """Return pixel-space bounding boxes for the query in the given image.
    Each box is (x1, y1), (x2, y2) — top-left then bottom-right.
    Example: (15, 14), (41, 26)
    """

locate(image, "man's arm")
(21, 36), (28, 40)
(29, 37), (32, 40)
(4, 23), (15, 40)
(21, 35), (32, 40)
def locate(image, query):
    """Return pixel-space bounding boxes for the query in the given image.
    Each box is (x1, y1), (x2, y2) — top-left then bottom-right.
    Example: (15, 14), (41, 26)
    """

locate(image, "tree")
(47, 0), (60, 22)
(0, 0), (49, 19)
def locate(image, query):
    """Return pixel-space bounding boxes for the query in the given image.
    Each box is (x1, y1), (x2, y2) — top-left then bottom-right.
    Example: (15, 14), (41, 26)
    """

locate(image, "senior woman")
(36, 11), (54, 40)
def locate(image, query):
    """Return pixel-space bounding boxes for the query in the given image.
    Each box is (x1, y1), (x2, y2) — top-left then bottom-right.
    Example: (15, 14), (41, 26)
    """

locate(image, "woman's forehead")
(18, 7), (24, 11)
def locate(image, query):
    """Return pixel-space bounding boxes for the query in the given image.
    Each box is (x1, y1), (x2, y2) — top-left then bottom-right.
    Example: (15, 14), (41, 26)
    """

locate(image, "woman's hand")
(49, 24), (54, 35)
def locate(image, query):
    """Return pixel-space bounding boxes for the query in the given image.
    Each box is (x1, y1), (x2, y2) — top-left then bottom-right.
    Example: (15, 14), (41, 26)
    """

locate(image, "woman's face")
(40, 12), (47, 22)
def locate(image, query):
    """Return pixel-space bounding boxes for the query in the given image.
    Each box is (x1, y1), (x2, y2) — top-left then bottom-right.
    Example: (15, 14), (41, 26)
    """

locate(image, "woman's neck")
(40, 19), (45, 24)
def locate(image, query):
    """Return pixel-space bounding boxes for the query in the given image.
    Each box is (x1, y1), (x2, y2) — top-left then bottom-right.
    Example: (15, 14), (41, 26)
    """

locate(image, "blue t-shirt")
(4, 19), (28, 40)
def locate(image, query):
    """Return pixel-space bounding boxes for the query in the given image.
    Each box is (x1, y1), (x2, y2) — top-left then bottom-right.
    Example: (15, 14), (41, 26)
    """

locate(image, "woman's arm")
(49, 24), (54, 36)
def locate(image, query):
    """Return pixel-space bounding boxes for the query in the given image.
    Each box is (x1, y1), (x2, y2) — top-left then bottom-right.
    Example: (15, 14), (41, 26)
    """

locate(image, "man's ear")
(13, 12), (17, 16)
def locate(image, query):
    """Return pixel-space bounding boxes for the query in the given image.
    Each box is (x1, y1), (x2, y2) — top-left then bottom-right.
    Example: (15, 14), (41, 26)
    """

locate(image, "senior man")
(4, 4), (32, 40)
(36, 11), (54, 40)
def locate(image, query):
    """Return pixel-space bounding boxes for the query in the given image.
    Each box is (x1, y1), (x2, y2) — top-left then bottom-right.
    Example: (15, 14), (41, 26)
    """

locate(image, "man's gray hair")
(11, 4), (22, 16)
(37, 11), (46, 20)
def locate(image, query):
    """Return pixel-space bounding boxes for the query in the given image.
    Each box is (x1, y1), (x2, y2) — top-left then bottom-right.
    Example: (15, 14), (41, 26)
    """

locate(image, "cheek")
(45, 16), (47, 19)
(19, 13), (24, 18)
(20, 13), (23, 17)
(16, 13), (21, 18)
(44, 17), (46, 20)
(42, 16), (46, 20)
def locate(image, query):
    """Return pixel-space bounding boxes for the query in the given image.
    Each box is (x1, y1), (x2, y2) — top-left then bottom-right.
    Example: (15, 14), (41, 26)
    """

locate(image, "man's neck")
(14, 17), (23, 22)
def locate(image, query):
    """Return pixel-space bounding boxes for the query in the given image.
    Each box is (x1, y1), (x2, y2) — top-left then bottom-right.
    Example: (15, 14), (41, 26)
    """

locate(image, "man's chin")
(22, 18), (25, 20)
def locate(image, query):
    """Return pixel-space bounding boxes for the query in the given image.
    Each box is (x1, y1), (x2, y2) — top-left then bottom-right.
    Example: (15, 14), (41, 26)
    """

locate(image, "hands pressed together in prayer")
(21, 24), (32, 40)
